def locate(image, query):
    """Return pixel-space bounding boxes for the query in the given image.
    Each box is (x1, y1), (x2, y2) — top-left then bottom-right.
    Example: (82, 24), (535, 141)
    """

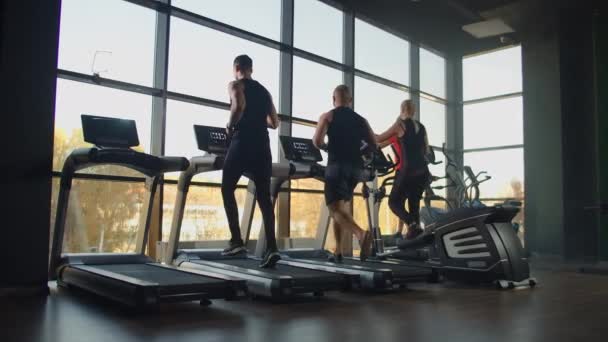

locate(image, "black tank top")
(327, 107), (367, 166)
(233, 79), (272, 142)
(399, 118), (429, 175)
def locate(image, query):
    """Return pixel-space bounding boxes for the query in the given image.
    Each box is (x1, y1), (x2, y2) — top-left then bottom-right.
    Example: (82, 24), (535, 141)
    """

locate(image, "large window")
(355, 19), (410, 85)
(172, 0), (281, 41)
(462, 45), (524, 241)
(54, 0), (458, 256)
(58, 0), (156, 86)
(169, 17), (280, 102)
(294, 0), (343, 61)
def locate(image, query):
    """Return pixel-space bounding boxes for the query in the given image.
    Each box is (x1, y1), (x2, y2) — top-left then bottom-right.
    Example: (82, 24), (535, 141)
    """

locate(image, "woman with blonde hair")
(376, 100), (431, 240)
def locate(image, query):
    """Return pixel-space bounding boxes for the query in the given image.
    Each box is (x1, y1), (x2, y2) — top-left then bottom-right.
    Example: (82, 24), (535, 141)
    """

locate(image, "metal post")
(343, 8), (355, 100)
(147, 1), (171, 258)
(342, 8), (355, 256)
(445, 54), (464, 206)
(410, 44), (421, 119)
(276, 0), (295, 248)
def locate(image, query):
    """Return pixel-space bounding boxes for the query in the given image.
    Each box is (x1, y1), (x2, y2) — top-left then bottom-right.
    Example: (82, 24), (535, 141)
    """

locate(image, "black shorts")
(324, 163), (363, 205)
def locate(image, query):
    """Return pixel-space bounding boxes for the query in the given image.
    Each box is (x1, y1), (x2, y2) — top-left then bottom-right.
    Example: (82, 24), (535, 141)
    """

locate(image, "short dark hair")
(233, 54), (253, 70)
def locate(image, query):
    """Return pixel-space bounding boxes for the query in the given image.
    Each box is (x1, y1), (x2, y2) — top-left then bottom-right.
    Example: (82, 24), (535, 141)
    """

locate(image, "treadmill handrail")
(63, 147), (189, 177)
(49, 147), (189, 280)
(166, 154), (223, 263)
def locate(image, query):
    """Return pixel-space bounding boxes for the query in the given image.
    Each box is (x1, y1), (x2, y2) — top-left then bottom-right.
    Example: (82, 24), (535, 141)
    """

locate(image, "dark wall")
(596, 10), (608, 260)
(0, 0), (61, 291)
(521, 12), (564, 257)
(559, 7), (600, 262)
(522, 3), (602, 262)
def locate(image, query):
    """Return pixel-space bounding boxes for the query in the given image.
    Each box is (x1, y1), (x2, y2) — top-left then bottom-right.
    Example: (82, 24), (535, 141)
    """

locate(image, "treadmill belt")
(343, 259), (431, 276)
(92, 264), (225, 286)
(302, 257), (430, 276)
(215, 259), (338, 279)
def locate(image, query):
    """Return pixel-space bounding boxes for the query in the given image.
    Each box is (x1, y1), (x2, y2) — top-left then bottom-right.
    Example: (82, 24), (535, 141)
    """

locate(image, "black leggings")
(221, 137), (277, 251)
(388, 171), (430, 226)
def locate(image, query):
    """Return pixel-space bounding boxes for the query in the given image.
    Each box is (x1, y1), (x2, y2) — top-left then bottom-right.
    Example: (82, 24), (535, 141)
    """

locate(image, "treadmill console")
(280, 136), (323, 163)
(194, 125), (230, 155)
(81, 114), (139, 149)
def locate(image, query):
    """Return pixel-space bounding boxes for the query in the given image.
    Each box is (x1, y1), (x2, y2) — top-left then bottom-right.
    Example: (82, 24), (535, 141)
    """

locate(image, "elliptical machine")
(370, 148), (536, 289)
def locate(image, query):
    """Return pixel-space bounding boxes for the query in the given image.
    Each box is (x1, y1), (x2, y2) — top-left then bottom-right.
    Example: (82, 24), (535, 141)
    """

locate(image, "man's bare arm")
(227, 81), (246, 129)
(363, 119), (377, 149)
(266, 101), (279, 129)
(313, 112), (331, 150)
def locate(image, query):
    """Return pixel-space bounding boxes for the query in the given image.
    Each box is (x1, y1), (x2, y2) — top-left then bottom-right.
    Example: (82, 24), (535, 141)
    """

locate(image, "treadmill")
(245, 136), (432, 290)
(48, 115), (246, 309)
(165, 125), (352, 299)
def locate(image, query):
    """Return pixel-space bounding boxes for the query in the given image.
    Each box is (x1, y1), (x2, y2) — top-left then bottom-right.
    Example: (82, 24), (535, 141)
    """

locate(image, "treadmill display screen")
(194, 125), (229, 154)
(81, 114), (139, 148)
(280, 136), (323, 163)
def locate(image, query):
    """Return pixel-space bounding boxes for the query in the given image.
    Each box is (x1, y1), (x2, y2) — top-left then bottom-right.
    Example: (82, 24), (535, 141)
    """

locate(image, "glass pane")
(290, 192), (324, 238)
(463, 96), (523, 149)
(355, 18), (410, 85)
(294, 0), (343, 61)
(463, 46), (522, 100)
(420, 98), (446, 148)
(58, 0), (156, 86)
(53, 79), (152, 176)
(354, 76), (409, 133)
(420, 48), (446, 98)
(171, 0), (281, 41)
(163, 185), (263, 242)
(463, 148), (524, 199)
(169, 17), (280, 101)
(57, 177), (146, 253)
(292, 57), (343, 120)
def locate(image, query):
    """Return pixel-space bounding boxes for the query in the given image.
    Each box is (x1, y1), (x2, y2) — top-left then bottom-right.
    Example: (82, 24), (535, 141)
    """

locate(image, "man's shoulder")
(228, 79), (245, 90)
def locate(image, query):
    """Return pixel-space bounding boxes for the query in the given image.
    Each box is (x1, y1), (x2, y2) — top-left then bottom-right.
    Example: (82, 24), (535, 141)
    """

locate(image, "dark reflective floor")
(2, 270), (608, 342)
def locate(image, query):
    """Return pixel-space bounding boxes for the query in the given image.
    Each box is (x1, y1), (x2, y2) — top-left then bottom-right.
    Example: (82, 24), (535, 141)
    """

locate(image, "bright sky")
(55, 0), (523, 198)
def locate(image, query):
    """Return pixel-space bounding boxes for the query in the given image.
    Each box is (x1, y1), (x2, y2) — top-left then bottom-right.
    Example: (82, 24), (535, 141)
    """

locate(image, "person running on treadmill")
(221, 54), (281, 268)
(313, 85), (376, 262)
(376, 100), (431, 240)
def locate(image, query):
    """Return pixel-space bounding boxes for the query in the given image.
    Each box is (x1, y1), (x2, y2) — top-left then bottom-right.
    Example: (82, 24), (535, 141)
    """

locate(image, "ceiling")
(333, 0), (523, 56)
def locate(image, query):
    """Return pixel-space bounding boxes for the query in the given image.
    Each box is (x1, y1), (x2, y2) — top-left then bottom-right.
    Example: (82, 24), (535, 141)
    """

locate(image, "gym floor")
(2, 269), (608, 342)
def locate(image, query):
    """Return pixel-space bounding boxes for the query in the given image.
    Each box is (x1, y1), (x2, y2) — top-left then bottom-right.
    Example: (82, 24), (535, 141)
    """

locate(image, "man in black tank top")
(312, 85), (377, 261)
(376, 100), (431, 240)
(221, 55), (281, 268)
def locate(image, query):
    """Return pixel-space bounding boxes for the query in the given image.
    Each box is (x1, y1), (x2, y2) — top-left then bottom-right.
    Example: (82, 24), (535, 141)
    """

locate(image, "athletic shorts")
(324, 163), (363, 205)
